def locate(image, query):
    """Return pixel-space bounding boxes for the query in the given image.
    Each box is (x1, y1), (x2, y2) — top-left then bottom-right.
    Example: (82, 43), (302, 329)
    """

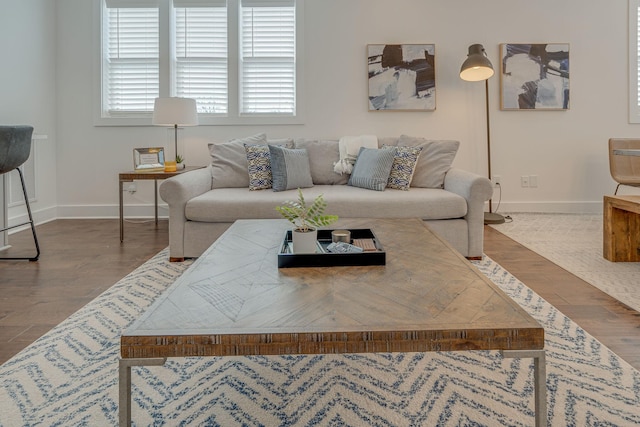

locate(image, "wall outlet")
(127, 183), (137, 194)
(521, 176), (530, 187)
(492, 175), (501, 187)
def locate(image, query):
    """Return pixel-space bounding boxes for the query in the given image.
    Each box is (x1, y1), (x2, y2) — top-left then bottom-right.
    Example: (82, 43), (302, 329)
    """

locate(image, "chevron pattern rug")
(1, 249), (639, 426)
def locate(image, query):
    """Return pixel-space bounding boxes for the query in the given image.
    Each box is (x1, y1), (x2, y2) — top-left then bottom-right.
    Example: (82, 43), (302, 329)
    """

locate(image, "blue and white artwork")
(500, 43), (570, 110)
(368, 44), (435, 111)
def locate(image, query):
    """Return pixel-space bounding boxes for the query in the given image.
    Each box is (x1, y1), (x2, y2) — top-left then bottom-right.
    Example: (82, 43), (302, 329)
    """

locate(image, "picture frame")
(500, 43), (570, 110)
(133, 147), (165, 172)
(367, 44), (436, 111)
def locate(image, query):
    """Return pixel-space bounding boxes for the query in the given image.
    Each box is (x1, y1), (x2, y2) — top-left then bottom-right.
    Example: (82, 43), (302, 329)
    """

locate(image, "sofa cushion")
(383, 145), (423, 190)
(293, 139), (349, 185)
(208, 134), (293, 189)
(184, 185), (467, 223)
(269, 145), (313, 191)
(397, 135), (459, 188)
(209, 133), (266, 189)
(348, 147), (395, 191)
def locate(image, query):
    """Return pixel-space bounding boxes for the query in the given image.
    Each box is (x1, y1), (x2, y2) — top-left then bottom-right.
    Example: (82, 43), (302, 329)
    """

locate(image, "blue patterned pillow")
(347, 147), (395, 191)
(268, 145), (313, 192)
(244, 144), (273, 190)
(383, 145), (423, 190)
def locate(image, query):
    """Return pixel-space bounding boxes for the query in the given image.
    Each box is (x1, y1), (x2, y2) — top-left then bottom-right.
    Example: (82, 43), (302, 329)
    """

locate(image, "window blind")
(175, 5), (228, 114)
(637, 5), (640, 108)
(240, 1), (296, 115)
(104, 6), (159, 114)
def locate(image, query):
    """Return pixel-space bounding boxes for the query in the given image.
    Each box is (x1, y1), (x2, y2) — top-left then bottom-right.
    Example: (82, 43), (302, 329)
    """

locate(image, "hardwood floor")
(1, 219), (639, 371)
(0, 219), (168, 364)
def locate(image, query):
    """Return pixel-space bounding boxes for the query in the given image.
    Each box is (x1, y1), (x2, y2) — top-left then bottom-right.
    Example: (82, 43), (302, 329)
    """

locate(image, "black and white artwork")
(368, 44), (435, 111)
(500, 43), (570, 110)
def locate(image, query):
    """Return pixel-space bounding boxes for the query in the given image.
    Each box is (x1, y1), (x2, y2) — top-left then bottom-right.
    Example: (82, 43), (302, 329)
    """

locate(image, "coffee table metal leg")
(502, 349), (547, 427)
(119, 357), (166, 426)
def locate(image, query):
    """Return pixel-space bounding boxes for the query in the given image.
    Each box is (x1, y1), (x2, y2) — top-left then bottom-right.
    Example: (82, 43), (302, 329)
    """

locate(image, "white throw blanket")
(333, 135), (379, 174)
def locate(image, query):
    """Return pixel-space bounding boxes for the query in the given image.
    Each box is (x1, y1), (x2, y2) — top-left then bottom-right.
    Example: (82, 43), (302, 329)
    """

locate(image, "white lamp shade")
(152, 97), (198, 126)
(460, 44), (494, 82)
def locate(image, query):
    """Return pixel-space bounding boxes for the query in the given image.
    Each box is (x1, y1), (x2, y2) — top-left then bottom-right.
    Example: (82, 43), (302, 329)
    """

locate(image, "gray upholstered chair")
(0, 125), (40, 261)
(609, 138), (640, 195)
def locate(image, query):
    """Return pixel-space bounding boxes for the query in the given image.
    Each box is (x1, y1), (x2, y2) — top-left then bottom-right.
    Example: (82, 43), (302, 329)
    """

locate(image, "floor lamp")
(460, 44), (505, 225)
(152, 97), (198, 171)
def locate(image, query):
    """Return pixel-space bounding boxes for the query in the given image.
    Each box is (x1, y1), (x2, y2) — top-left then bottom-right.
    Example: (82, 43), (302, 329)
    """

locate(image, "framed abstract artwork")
(500, 43), (570, 110)
(367, 44), (436, 111)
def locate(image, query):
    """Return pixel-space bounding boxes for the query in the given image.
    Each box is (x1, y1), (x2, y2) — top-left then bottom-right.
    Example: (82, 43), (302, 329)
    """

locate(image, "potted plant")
(175, 154), (185, 170)
(276, 189), (338, 253)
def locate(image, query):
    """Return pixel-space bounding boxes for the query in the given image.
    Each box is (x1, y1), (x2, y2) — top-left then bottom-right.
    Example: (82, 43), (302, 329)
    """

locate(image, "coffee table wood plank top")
(121, 218), (543, 359)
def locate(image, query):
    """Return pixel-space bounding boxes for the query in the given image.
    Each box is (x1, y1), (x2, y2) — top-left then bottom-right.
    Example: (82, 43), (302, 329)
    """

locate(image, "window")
(103, 1), (159, 115)
(630, 0), (640, 123)
(240, 1), (296, 115)
(97, 0), (303, 125)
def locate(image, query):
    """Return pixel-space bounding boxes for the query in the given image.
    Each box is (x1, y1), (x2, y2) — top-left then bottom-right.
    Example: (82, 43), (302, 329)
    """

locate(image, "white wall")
(49, 0), (640, 219)
(0, 0), (57, 227)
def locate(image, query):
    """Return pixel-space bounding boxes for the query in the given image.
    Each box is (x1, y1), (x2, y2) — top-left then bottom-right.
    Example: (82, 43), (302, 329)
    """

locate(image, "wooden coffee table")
(119, 218), (546, 426)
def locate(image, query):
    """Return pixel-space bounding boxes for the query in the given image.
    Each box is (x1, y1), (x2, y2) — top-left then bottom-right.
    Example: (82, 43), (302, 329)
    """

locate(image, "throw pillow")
(347, 147), (395, 191)
(209, 133), (267, 188)
(269, 145), (314, 192)
(245, 144), (273, 190)
(293, 139), (349, 185)
(383, 145), (423, 190)
(208, 135), (294, 189)
(397, 135), (460, 188)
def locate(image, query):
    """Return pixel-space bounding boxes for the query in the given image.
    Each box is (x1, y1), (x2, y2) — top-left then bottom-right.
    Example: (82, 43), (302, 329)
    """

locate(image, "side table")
(603, 194), (640, 262)
(119, 166), (204, 242)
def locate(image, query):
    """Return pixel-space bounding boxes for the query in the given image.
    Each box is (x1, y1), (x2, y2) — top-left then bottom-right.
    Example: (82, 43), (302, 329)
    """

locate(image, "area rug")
(490, 213), (640, 313)
(0, 250), (639, 426)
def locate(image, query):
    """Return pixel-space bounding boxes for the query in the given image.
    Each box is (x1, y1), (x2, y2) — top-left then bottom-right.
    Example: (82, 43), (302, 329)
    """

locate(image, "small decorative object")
(276, 189), (339, 253)
(133, 147), (165, 172)
(176, 154), (185, 170)
(368, 44), (436, 111)
(500, 43), (570, 110)
(331, 229), (350, 243)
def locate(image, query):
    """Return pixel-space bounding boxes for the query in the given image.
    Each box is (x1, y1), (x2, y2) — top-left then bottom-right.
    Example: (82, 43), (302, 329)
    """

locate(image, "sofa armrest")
(443, 168), (493, 204)
(443, 168), (493, 258)
(159, 166), (213, 260)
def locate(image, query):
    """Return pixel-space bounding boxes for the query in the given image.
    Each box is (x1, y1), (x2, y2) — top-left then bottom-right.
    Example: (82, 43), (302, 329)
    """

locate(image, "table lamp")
(152, 97), (198, 171)
(460, 44), (505, 225)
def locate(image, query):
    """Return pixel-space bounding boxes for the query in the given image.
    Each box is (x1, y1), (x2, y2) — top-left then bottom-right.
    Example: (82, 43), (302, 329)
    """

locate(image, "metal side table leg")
(119, 357), (166, 426)
(502, 349), (547, 427)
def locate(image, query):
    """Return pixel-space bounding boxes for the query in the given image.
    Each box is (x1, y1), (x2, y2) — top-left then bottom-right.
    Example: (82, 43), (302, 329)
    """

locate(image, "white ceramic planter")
(292, 228), (318, 254)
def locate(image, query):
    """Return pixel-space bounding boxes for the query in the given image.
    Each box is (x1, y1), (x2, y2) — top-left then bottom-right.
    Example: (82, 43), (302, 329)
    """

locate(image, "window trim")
(630, 0), (640, 123)
(93, 0), (305, 126)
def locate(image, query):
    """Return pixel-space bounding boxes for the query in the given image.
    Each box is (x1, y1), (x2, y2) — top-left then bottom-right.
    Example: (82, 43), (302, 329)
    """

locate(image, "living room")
(1, 0), (639, 425)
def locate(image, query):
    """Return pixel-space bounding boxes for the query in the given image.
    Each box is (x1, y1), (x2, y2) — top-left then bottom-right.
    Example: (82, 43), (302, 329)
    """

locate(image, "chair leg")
(0, 168), (40, 261)
(614, 184), (620, 195)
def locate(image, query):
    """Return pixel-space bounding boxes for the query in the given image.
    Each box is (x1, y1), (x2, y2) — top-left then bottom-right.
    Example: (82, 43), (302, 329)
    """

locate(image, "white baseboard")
(486, 201), (603, 214)
(56, 203), (169, 220)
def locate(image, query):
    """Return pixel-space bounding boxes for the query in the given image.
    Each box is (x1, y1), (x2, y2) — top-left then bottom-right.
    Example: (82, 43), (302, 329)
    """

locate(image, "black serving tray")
(277, 228), (386, 268)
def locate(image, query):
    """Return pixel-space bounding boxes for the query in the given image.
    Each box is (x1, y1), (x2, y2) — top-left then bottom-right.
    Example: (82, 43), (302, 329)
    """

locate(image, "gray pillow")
(347, 147), (395, 191)
(269, 145), (314, 192)
(293, 139), (348, 185)
(208, 134), (293, 189)
(397, 135), (460, 188)
(209, 133), (267, 188)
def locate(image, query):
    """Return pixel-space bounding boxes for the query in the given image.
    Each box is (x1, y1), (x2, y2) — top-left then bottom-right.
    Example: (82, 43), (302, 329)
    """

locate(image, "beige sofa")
(159, 134), (493, 261)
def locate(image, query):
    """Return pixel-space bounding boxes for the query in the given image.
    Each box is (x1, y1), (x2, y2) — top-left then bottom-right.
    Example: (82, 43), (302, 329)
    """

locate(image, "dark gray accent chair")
(0, 125), (40, 261)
